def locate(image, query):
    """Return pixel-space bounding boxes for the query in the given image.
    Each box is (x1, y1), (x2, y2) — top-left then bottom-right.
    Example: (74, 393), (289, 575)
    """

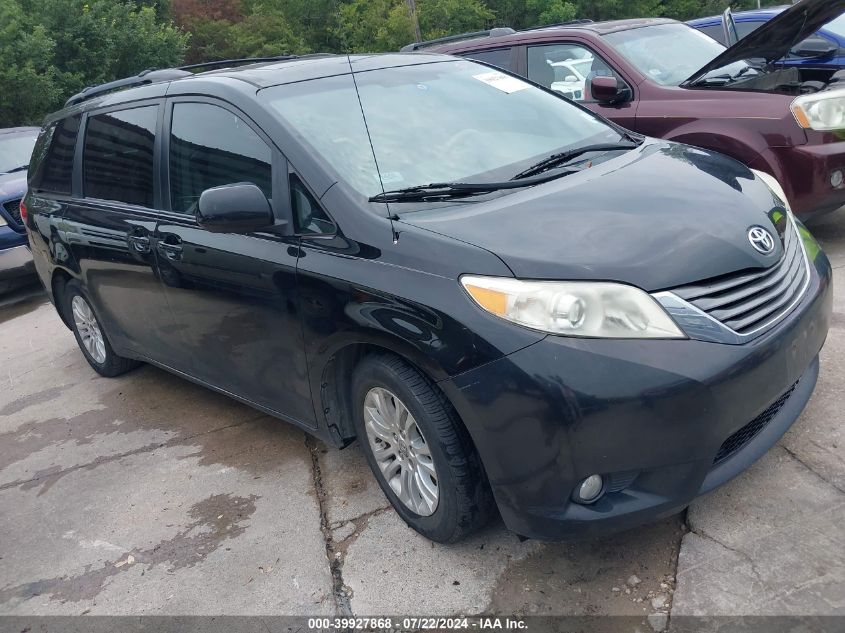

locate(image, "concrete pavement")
(0, 208), (843, 626)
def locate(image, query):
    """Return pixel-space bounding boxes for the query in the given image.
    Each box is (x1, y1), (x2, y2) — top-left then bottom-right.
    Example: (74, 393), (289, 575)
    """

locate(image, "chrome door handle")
(128, 234), (151, 253)
(157, 240), (183, 261)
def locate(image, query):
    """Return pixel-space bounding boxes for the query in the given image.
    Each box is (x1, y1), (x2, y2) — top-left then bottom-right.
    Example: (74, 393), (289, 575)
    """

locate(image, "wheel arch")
(316, 338), (473, 453)
(50, 267), (76, 330)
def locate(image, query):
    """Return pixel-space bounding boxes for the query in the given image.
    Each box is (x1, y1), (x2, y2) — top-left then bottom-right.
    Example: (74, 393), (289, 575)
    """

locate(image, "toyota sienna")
(24, 54), (832, 542)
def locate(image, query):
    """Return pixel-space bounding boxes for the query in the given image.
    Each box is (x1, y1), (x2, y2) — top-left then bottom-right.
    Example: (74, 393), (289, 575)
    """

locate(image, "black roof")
(201, 53), (455, 87)
(54, 53), (459, 118)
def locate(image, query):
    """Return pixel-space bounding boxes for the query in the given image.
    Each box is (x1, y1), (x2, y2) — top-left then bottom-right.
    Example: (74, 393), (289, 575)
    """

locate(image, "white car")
(550, 58), (593, 101)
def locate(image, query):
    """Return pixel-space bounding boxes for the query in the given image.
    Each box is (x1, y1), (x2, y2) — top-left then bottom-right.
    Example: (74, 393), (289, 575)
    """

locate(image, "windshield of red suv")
(605, 23), (751, 86)
(0, 131), (38, 174)
(261, 60), (622, 199)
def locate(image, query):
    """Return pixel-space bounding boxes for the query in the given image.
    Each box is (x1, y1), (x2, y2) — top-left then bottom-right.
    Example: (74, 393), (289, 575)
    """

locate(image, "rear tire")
(351, 353), (494, 543)
(63, 281), (140, 377)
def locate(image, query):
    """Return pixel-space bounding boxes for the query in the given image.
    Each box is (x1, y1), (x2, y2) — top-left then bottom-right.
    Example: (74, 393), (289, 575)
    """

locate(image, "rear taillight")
(19, 199), (27, 223)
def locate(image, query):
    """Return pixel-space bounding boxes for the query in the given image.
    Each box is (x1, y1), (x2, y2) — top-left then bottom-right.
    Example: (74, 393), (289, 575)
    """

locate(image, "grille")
(2, 199), (23, 227)
(713, 382), (798, 465)
(671, 221), (808, 335)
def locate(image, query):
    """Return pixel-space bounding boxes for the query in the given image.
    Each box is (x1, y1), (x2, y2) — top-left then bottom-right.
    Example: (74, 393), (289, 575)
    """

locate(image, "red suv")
(419, 0), (845, 219)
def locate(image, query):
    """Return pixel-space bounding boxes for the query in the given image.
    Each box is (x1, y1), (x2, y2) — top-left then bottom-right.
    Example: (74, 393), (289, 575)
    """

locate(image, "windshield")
(604, 23), (750, 86)
(825, 13), (845, 39)
(0, 131), (38, 174)
(260, 60), (621, 199)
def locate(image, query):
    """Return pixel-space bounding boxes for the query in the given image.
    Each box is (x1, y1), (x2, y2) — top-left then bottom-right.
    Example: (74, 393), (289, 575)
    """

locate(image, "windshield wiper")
(369, 170), (583, 204)
(512, 141), (640, 181)
(689, 64), (763, 87)
(1, 165), (28, 174)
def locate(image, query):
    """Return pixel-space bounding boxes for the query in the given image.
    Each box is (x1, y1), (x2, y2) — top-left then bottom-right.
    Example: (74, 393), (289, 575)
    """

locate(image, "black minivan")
(24, 54), (831, 543)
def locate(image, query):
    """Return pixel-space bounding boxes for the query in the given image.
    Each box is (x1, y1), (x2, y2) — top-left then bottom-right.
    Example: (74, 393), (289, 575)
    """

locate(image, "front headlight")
(751, 169), (791, 211)
(461, 276), (685, 339)
(791, 88), (845, 131)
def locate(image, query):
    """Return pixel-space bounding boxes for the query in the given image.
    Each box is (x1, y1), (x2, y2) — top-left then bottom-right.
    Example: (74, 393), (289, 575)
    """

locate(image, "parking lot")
(0, 209), (843, 625)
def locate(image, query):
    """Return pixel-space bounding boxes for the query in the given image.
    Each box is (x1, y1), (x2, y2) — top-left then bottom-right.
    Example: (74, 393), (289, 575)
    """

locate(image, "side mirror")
(590, 76), (631, 105)
(197, 182), (274, 234)
(564, 75), (578, 83)
(791, 36), (838, 60)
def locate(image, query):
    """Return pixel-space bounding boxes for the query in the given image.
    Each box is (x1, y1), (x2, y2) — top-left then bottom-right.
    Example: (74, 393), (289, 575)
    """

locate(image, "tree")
(0, 2), (61, 126)
(418, 0), (494, 40)
(1, 0), (187, 127)
(228, 4), (309, 57)
(335, 0), (414, 52)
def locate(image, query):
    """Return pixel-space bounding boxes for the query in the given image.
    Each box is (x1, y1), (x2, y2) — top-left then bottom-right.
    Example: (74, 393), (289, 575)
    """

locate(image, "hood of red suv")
(685, 0), (845, 85)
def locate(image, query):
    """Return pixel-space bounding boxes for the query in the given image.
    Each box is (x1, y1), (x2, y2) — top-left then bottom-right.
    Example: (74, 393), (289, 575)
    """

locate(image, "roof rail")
(177, 55), (300, 72)
(63, 55), (303, 108)
(520, 18), (594, 32)
(64, 68), (190, 108)
(400, 27), (516, 52)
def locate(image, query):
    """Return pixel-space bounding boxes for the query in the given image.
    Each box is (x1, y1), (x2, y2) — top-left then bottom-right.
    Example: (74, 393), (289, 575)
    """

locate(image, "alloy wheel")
(71, 295), (107, 364)
(363, 387), (439, 516)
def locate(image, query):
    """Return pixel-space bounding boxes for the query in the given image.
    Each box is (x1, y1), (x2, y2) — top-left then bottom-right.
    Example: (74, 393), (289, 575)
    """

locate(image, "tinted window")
(30, 116), (81, 195)
(84, 106), (157, 207)
(169, 103), (272, 214)
(527, 44), (623, 103)
(291, 174), (333, 235)
(736, 20), (765, 39)
(698, 24), (727, 45)
(462, 48), (513, 70)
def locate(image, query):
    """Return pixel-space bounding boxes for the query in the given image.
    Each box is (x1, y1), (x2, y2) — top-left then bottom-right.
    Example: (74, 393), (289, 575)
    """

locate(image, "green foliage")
(1, 0), (187, 126)
(335, 0), (413, 53)
(419, 0), (495, 40)
(0, 0), (814, 127)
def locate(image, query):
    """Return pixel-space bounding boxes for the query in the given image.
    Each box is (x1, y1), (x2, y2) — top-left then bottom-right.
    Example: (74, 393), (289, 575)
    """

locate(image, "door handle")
(156, 236), (183, 261)
(127, 234), (151, 253)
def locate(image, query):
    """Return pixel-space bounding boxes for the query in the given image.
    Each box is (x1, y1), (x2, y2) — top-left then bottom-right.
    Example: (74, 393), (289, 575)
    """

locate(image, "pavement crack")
(330, 506), (392, 559)
(307, 436), (353, 616)
(685, 525), (764, 585)
(0, 416), (261, 494)
(780, 445), (845, 495)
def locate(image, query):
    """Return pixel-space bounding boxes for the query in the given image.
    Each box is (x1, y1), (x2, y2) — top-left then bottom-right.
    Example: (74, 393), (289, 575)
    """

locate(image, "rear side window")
(83, 106), (158, 207)
(697, 24), (727, 44)
(168, 102), (272, 214)
(736, 20), (765, 39)
(461, 48), (513, 71)
(29, 115), (81, 195)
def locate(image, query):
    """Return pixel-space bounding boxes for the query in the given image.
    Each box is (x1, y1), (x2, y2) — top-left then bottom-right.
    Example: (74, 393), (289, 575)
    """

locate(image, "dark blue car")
(689, 6), (845, 68)
(0, 127), (39, 293)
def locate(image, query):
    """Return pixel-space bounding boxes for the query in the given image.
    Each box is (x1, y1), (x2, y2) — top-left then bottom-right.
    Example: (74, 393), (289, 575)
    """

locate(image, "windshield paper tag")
(473, 71), (529, 94)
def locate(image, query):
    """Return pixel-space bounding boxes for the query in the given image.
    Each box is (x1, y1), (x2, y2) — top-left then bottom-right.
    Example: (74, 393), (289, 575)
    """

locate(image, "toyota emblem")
(748, 226), (776, 255)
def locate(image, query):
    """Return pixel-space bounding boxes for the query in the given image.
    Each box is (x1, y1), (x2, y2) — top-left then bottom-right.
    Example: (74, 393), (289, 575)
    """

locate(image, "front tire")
(351, 354), (494, 543)
(64, 281), (140, 377)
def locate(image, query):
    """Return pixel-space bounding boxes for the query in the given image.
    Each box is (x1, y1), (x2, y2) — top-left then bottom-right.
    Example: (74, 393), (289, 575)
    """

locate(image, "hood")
(398, 141), (787, 292)
(685, 0), (845, 85)
(0, 172), (27, 199)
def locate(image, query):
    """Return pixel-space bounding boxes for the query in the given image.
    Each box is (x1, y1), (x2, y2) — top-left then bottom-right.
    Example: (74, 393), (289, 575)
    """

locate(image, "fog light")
(831, 170), (844, 189)
(572, 474), (604, 504)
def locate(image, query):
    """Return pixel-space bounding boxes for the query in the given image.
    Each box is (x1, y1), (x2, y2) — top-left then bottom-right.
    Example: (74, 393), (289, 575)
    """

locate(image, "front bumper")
(758, 137), (845, 219)
(440, 239), (832, 540)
